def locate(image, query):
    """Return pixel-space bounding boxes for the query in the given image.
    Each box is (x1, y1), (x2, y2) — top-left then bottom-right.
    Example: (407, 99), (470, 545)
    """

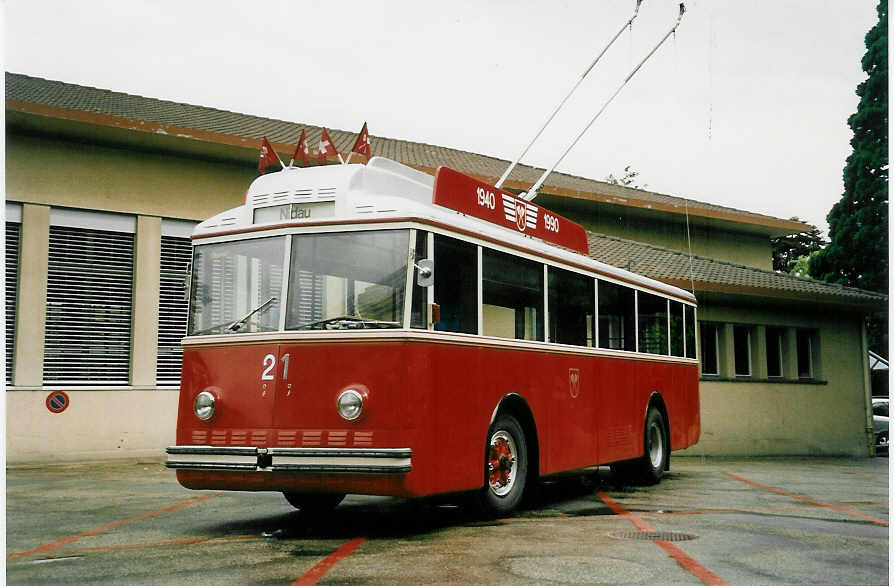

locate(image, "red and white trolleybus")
(167, 156), (700, 516)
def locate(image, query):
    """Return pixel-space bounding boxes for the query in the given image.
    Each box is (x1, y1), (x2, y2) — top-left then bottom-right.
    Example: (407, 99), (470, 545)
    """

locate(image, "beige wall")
(7, 390), (179, 464)
(680, 303), (871, 456)
(545, 200), (774, 270)
(6, 134), (252, 220)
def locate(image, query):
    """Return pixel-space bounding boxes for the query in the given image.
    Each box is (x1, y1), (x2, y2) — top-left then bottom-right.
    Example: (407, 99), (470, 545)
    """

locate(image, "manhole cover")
(608, 531), (697, 542)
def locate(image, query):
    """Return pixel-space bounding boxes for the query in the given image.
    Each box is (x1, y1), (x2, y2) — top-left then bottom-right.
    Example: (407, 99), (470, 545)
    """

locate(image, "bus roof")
(194, 157), (696, 304)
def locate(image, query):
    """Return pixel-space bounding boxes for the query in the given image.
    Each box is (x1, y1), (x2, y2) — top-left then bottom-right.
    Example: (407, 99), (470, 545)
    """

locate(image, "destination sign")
(431, 166), (589, 254)
(253, 202), (335, 224)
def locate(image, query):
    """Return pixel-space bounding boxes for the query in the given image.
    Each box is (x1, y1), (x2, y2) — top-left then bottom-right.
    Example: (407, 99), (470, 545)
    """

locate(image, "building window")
(548, 266), (594, 347)
(44, 225), (134, 385)
(699, 323), (719, 375)
(5, 222), (20, 384)
(797, 329), (815, 379)
(598, 280), (636, 351)
(482, 248), (543, 341)
(733, 325), (752, 376)
(766, 327), (784, 378)
(156, 234), (193, 386)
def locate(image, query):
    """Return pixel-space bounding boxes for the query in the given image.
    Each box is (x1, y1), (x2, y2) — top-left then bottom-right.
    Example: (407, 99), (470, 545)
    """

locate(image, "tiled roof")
(587, 232), (887, 308)
(5, 72), (808, 234)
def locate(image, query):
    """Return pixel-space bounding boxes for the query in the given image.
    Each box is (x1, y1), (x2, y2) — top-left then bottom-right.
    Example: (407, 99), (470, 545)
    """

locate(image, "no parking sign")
(46, 391), (70, 414)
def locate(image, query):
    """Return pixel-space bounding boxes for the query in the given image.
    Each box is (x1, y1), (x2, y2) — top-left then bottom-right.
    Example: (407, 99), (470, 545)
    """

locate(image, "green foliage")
(809, 0), (888, 356)
(606, 165), (648, 190)
(770, 218), (825, 273)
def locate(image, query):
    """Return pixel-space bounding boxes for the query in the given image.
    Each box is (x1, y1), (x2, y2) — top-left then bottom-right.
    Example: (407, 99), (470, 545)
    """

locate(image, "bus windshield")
(188, 230), (411, 336)
(285, 230), (409, 330)
(188, 236), (286, 336)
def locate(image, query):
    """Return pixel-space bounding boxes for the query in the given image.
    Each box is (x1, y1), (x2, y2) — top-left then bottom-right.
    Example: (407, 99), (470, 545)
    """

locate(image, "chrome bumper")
(166, 446), (412, 474)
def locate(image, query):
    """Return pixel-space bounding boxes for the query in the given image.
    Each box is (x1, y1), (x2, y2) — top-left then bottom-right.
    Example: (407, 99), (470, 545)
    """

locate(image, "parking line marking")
(7, 492), (220, 561)
(31, 534), (258, 556)
(292, 536), (366, 586)
(598, 492), (729, 586)
(723, 472), (889, 527)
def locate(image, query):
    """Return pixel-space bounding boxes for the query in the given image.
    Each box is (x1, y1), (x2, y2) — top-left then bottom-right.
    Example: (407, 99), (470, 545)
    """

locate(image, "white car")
(872, 398), (888, 454)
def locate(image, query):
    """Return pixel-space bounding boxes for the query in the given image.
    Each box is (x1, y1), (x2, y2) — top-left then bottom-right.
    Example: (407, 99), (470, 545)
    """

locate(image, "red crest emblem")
(515, 200), (528, 231)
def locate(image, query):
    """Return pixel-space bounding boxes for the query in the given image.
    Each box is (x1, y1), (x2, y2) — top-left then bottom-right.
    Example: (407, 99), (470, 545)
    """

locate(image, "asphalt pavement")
(6, 456), (889, 584)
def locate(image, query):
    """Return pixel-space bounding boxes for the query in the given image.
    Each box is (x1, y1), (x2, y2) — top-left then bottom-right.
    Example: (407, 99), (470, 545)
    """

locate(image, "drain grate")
(608, 531), (697, 542)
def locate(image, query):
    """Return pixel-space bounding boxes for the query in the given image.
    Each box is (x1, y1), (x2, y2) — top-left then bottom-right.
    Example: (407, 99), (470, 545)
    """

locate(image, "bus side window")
(598, 280), (635, 351)
(684, 305), (697, 359)
(669, 300), (685, 357)
(410, 230), (428, 329)
(548, 266), (594, 347)
(482, 248), (544, 341)
(433, 235), (478, 334)
(637, 291), (669, 355)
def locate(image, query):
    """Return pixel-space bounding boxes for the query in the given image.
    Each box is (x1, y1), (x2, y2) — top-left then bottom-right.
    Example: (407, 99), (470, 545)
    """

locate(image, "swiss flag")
(350, 122), (372, 160)
(292, 129), (310, 165)
(317, 128), (338, 163)
(258, 136), (283, 174)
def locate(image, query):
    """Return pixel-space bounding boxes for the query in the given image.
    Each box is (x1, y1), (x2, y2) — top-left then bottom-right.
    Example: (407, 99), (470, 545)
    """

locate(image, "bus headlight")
(337, 389), (364, 421)
(194, 391), (216, 421)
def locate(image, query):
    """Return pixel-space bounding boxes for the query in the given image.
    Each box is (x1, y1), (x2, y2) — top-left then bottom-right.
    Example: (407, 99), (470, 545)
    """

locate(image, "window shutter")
(6, 222), (20, 384)
(44, 226), (134, 385)
(157, 236), (192, 385)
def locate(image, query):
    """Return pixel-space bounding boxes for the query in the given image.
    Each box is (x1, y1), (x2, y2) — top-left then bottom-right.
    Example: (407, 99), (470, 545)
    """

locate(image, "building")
(5, 72), (887, 463)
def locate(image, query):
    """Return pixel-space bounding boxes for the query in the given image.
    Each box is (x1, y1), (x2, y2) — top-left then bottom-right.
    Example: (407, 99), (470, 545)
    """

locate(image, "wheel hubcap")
(648, 422), (663, 469)
(488, 431), (517, 496)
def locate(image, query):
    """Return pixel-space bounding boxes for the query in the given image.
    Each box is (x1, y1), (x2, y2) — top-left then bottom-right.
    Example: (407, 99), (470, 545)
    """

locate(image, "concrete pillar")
(782, 327), (799, 381)
(13, 204), (50, 387)
(719, 323), (735, 378)
(752, 325), (768, 379)
(130, 216), (161, 387)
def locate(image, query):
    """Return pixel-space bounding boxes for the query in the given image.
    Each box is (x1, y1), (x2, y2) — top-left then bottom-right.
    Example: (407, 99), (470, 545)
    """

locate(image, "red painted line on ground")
(598, 492), (729, 586)
(7, 492), (220, 561)
(597, 491), (656, 531)
(723, 472), (889, 527)
(39, 534), (257, 556)
(292, 537), (366, 586)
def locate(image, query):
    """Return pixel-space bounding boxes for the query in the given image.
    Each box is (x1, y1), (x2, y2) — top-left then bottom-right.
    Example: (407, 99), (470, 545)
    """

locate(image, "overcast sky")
(3, 1), (879, 234)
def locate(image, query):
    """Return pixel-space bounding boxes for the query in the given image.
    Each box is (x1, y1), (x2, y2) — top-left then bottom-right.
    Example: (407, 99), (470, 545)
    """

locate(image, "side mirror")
(415, 258), (434, 288)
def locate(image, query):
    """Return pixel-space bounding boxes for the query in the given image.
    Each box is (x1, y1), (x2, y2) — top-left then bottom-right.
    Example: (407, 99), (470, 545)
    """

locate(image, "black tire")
(477, 414), (528, 517)
(611, 407), (668, 485)
(283, 492), (345, 513)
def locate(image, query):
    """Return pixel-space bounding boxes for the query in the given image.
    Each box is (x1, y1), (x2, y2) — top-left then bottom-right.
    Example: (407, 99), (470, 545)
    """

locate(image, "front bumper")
(165, 445), (412, 473)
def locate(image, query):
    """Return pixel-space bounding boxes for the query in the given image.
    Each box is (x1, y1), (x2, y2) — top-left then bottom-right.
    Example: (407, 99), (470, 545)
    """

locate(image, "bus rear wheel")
(611, 407), (668, 485)
(477, 414), (528, 516)
(283, 492), (345, 513)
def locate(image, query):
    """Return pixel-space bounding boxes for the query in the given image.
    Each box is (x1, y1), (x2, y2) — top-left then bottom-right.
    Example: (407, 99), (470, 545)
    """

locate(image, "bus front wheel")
(477, 414), (528, 516)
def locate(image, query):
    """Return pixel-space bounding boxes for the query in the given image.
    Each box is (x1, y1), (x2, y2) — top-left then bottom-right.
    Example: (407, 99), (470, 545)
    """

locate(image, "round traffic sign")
(46, 391), (70, 414)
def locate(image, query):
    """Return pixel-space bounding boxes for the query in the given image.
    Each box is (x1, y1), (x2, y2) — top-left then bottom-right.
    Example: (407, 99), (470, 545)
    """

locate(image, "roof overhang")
(6, 98), (812, 239)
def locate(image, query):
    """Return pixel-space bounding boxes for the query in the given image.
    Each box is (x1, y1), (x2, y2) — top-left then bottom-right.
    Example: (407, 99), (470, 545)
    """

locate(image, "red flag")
(292, 129), (310, 165)
(350, 122), (371, 160)
(258, 136), (283, 173)
(317, 128), (338, 163)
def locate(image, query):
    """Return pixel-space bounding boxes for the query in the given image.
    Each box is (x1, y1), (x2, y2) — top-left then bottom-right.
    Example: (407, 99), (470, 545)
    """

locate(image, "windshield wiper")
(294, 315), (400, 330)
(193, 296), (277, 336)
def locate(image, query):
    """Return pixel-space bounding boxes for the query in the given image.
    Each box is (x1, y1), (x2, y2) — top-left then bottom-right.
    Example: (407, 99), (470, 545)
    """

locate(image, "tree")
(770, 218), (826, 273)
(809, 0), (888, 356)
(606, 165), (648, 190)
